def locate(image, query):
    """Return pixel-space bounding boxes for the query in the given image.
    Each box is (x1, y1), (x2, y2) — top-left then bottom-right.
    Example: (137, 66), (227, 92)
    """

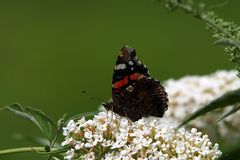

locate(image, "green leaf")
(217, 105), (240, 122)
(50, 154), (65, 160)
(178, 89), (240, 128)
(1, 103), (57, 142)
(220, 140), (240, 160)
(213, 38), (237, 47)
(57, 113), (67, 129)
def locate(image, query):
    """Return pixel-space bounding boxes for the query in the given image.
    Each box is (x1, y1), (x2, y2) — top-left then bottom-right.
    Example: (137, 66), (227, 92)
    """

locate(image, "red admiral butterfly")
(103, 46), (168, 122)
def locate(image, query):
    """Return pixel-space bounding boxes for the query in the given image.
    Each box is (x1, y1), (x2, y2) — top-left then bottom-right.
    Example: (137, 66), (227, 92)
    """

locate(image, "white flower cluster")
(164, 70), (240, 139)
(62, 111), (221, 160)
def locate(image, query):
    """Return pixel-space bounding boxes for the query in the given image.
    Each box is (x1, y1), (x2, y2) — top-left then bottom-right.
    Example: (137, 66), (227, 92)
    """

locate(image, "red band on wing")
(130, 73), (144, 81)
(129, 73), (139, 80)
(113, 73), (144, 89)
(113, 76), (129, 89)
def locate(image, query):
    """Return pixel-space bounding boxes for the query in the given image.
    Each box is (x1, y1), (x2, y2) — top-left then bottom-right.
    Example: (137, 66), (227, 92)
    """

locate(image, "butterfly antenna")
(81, 90), (105, 104)
(81, 90), (114, 124)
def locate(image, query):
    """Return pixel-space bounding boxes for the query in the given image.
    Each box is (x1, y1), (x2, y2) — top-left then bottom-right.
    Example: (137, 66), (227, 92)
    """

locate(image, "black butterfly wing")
(140, 77), (168, 118)
(104, 46), (168, 121)
(103, 77), (168, 122)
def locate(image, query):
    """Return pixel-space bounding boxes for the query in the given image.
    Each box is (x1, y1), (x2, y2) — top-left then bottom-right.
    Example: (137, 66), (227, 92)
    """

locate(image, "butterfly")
(103, 46), (168, 122)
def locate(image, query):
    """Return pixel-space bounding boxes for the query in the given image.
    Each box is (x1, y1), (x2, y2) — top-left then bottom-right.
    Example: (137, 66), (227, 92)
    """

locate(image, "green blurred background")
(0, 0), (239, 159)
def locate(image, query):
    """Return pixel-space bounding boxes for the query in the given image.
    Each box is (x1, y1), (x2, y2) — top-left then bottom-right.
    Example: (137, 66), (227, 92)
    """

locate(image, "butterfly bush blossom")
(164, 70), (240, 140)
(62, 111), (221, 160)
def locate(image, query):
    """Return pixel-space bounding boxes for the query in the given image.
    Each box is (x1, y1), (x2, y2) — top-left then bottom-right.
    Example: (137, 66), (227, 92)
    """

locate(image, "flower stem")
(0, 147), (45, 156)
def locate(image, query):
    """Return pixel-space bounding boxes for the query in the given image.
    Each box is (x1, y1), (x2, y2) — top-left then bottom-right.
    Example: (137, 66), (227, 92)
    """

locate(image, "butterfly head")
(117, 46), (137, 64)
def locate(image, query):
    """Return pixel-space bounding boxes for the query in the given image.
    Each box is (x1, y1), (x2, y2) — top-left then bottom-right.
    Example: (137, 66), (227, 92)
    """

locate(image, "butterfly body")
(104, 46), (168, 122)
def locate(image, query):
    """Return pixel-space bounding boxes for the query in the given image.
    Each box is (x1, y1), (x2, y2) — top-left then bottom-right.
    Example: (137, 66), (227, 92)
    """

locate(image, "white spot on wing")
(129, 61), (134, 65)
(115, 63), (126, 70)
